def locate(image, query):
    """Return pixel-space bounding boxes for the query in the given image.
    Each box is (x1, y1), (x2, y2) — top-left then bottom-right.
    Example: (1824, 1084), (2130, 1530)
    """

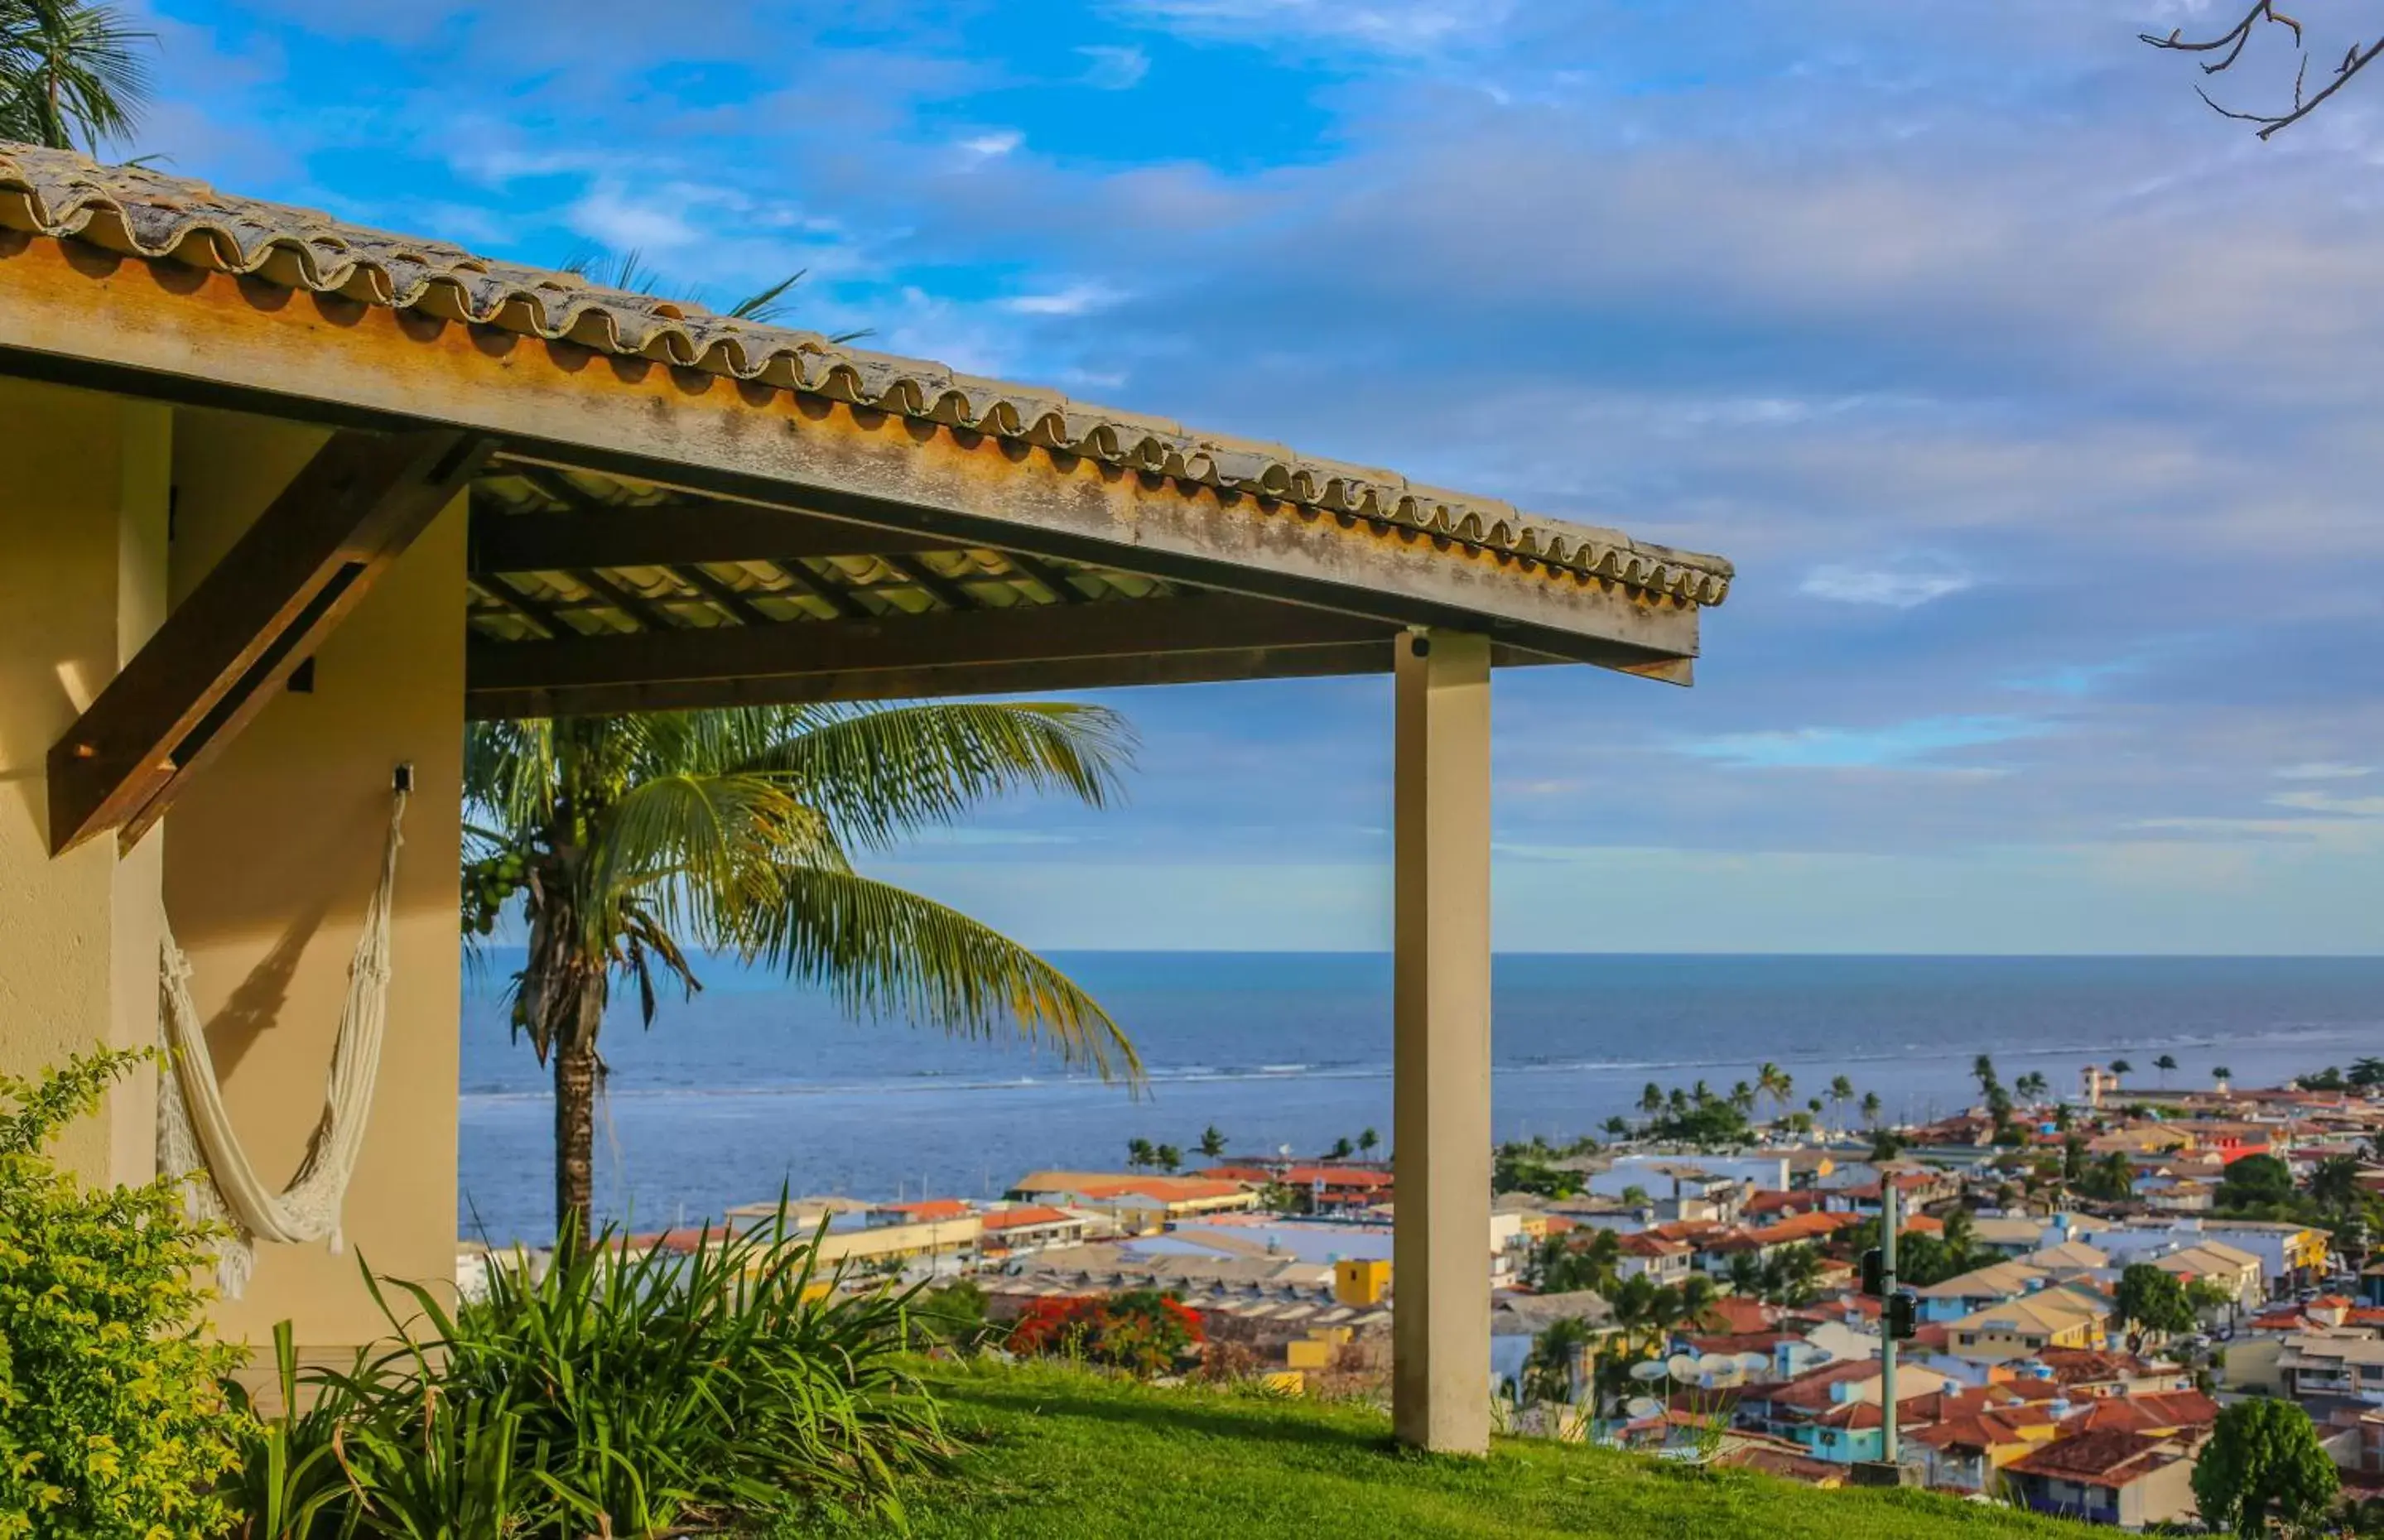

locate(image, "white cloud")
(2277, 763), (2375, 781)
(1799, 563), (1977, 609)
(2269, 790), (2384, 817)
(956, 129), (1024, 161)
(1076, 44), (1151, 90)
(566, 183), (701, 253)
(999, 283), (1128, 317)
(1113, 0), (1510, 54)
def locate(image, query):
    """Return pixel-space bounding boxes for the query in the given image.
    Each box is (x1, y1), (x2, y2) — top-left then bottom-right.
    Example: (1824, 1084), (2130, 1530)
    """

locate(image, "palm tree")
(2153, 1053), (2178, 1087)
(1729, 1080), (1755, 1115)
(467, 705), (1140, 1234)
(1357, 1127), (1380, 1157)
(2016, 1071), (2049, 1104)
(1197, 1125), (1227, 1160)
(1640, 1082), (1664, 1119)
(1602, 1115), (1630, 1141)
(1828, 1075), (1855, 1133)
(1154, 1143), (1183, 1175)
(1972, 1054), (2000, 1100)
(2213, 1066), (2233, 1090)
(1125, 1138), (1157, 1170)
(1860, 1090), (1884, 1129)
(1755, 1061), (1792, 1119)
(0, 0), (151, 152)
(2107, 1058), (2133, 1084)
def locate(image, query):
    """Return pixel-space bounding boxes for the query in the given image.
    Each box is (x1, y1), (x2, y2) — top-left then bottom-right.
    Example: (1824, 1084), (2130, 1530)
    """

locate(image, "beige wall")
(0, 377), (169, 1186)
(161, 409), (464, 1351)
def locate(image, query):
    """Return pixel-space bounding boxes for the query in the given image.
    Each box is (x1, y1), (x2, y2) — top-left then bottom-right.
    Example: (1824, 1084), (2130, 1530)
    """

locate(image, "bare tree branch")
(2143, 1), (2384, 138)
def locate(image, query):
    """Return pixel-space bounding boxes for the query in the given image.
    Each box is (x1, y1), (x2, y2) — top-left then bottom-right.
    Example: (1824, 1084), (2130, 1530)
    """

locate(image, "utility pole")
(1880, 1180), (1900, 1466)
(1853, 1178), (1917, 1487)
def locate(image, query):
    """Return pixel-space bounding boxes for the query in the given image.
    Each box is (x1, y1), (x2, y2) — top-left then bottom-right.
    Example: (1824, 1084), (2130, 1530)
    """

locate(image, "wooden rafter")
(467, 496), (946, 575)
(466, 594), (1401, 718)
(49, 427), (491, 853)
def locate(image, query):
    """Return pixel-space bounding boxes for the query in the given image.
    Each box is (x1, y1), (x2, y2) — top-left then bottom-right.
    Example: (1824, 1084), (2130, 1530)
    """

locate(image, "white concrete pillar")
(1391, 628), (1493, 1454)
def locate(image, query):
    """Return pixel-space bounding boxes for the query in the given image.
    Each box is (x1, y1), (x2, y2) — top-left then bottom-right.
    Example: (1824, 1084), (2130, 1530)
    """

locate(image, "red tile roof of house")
(2063, 1392), (2219, 1435)
(1685, 1331), (1794, 1356)
(1749, 1212), (1859, 1245)
(1192, 1166), (1275, 1184)
(1072, 1177), (1249, 1203)
(1912, 1412), (2038, 1453)
(2035, 1347), (2152, 1386)
(1698, 1296), (1778, 1335)
(1280, 1165), (1396, 1190)
(880, 1198), (972, 1223)
(1619, 1232), (1692, 1258)
(1746, 1190), (1825, 1217)
(1768, 1360), (1885, 1411)
(981, 1204), (1078, 1232)
(2006, 1430), (2182, 1489)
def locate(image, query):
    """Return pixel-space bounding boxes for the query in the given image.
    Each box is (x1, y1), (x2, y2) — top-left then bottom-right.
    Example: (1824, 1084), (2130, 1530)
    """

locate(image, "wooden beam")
(567, 566), (678, 632)
(881, 552), (980, 612)
(0, 239), (1704, 676)
(768, 558), (874, 622)
(48, 427), (490, 853)
(468, 634), (1564, 718)
(467, 594), (1396, 715)
(1003, 549), (1090, 605)
(468, 499), (947, 574)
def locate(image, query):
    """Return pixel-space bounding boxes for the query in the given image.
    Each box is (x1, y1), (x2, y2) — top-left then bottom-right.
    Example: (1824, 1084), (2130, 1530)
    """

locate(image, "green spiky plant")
(463, 705), (1144, 1234)
(0, 0), (151, 152)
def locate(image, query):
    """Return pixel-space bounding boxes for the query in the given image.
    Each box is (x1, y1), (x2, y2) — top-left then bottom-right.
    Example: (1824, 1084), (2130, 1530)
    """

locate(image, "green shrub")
(0, 1049), (243, 1538)
(248, 1208), (950, 1536)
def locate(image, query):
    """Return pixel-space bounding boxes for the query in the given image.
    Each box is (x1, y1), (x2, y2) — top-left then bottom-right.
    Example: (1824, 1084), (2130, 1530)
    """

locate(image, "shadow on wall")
(200, 890), (333, 1082)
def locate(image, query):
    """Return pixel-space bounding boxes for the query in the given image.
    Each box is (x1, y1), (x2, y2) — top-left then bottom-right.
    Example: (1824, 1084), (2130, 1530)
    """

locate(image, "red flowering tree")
(1008, 1290), (1205, 1377)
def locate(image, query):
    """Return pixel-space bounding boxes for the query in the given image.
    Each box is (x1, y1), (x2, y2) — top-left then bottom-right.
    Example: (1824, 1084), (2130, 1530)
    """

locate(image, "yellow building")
(1945, 1288), (2111, 1364)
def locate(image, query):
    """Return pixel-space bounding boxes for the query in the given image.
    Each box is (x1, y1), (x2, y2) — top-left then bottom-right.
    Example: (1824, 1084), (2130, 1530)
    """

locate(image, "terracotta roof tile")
(0, 142), (1732, 606)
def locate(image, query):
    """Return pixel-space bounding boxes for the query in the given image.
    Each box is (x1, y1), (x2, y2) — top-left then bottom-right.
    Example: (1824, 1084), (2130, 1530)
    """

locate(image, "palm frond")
(0, 0), (152, 152)
(740, 701), (1137, 850)
(743, 868), (1142, 1085)
(583, 769), (845, 949)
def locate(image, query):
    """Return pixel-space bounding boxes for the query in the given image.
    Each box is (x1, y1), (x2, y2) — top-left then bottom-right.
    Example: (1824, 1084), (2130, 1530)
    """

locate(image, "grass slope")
(836, 1364), (2097, 1540)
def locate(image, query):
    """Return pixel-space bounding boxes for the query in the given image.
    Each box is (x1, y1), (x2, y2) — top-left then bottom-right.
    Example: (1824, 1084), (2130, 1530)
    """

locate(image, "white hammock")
(157, 784), (407, 1297)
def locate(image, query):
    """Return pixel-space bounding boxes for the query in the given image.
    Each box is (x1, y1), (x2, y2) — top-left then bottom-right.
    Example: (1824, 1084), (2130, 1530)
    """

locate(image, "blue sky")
(133, 0), (2384, 952)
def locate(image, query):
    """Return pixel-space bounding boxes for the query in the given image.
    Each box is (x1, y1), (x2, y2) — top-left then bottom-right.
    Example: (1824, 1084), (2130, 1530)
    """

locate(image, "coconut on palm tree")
(465, 705), (1140, 1234)
(0, 0), (150, 151)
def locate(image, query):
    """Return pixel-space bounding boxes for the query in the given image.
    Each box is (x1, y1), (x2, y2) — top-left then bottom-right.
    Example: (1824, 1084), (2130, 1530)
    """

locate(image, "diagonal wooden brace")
(49, 427), (493, 854)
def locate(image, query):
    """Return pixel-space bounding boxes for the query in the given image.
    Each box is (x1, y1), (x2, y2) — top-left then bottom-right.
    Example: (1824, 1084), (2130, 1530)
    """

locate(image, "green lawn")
(830, 1364), (2097, 1540)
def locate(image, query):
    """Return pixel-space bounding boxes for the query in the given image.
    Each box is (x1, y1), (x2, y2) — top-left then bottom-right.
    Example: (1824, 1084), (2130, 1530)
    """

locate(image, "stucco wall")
(0, 376), (167, 1186)
(161, 408), (464, 1351)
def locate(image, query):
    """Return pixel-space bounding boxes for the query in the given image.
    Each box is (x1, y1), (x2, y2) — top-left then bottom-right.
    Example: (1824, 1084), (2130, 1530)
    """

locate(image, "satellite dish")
(1697, 1355), (1742, 1382)
(1630, 1360), (1672, 1382)
(1667, 1353), (1701, 1381)
(1735, 1350), (1772, 1373)
(1625, 1396), (1664, 1419)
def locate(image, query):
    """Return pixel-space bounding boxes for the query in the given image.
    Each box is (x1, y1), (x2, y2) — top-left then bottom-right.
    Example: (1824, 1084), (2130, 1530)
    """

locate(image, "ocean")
(458, 951), (2384, 1244)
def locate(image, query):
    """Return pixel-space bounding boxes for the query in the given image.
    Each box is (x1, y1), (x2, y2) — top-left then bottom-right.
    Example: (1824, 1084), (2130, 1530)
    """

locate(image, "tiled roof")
(2063, 1391), (2218, 1434)
(0, 142), (1733, 608)
(982, 1205), (1080, 1232)
(2006, 1429), (2181, 1488)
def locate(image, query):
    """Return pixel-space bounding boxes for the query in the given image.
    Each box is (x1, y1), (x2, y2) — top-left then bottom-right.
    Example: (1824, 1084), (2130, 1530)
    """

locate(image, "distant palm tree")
(1197, 1125), (1227, 1160)
(2015, 1071), (2049, 1104)
(1828, 1075), (1855, 1133)
(1357, 1127), (1380, 1157)
(0, 0), (152, 152)
(1126, 1137), (1156, 1170)
(1640, 1082), (1664, 1118)
(1154, 1143), (1183, 1175)
(1602, 1115), (1630, 1140)
(1972, 1054), (2000, 1100)
(1667, 1088), (1689, 1116)
(2213, 1066), (2233, 1090)
(2153, 1053), (2178, 1087)
(1755, 1061), (1793, 1119)
(1860, 1090), (1884, 1129)
(469, 707), (1139, 1235)
(1729, 1080), (1756, 1114)
(2108, 1059), (2132, 1081)
(1327, 1135), (1355, 1161)
(1691, 1079), (1713, 1109)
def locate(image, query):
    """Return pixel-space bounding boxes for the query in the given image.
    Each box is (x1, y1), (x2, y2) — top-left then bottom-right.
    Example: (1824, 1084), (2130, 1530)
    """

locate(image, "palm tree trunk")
(552, 979), (604, 1239)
